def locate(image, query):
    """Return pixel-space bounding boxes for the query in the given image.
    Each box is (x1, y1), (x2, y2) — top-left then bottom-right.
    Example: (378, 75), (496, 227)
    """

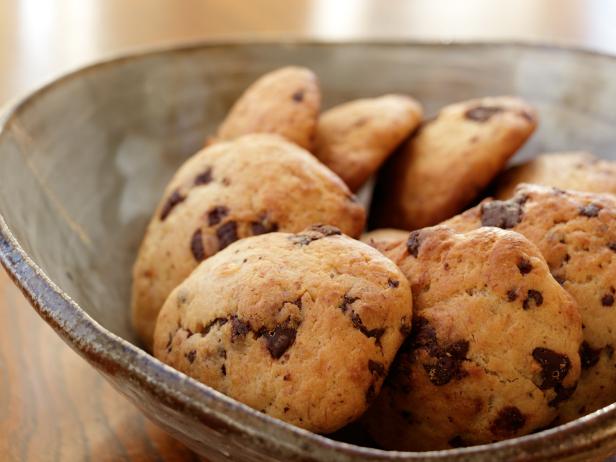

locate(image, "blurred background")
(2, 1), (616, 460)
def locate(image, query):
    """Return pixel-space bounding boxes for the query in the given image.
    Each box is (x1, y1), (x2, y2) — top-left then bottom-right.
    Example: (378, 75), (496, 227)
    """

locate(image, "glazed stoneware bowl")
(2, 41), (616, 462)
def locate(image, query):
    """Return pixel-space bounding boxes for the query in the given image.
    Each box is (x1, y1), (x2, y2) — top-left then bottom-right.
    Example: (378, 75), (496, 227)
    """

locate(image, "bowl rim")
(2, 39), (616, 461)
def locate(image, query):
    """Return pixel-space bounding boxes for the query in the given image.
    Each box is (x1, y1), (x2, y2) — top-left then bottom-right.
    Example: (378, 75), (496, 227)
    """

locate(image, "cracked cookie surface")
(363, 226), (581, 450)
(153, 225), (412, 434)
(214, 66), (320, 150)
(313, 95), (422, 191)
(494, 151), (616, 199)
(370, 96), (537, 230)
(446, 183), (616, 423)
(132, 134), (365, 348)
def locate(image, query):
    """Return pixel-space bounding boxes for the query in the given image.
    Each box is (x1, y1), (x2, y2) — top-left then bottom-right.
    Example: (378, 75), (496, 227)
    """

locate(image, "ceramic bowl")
(2, 41), (616, 462)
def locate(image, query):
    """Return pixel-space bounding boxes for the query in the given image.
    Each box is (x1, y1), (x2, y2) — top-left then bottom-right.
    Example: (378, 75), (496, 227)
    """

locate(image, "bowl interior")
(1, 42), (616, 455)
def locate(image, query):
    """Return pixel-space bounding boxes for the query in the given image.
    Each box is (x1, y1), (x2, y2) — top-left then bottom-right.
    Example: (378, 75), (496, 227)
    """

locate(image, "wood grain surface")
(2, 1), (616, 461)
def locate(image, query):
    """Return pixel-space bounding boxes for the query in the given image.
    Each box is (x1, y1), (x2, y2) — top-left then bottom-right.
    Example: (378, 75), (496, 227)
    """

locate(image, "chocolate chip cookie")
(363, 226), (582, 450)
(370, 96), (537, 230)
(494, 151), (616, 199)
(313, 95), (423, 191)
(132, 134), (365, 348)
(445, 183), (616, 423)
(215, 66), (320, 150)
(153, 225), (412, 434)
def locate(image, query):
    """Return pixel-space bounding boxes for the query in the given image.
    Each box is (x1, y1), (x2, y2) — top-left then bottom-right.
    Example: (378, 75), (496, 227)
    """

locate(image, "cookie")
(215, 66), (320, 150)
(494, 151), (616, 199)
(153, 225), (412, 434)
(363, 226), (582, 450)
(360, 228), (409, 254)
(132, 134), (365, 348)
(370, 96), (537, 230)
(313, 95), (423, 191)
(445, 183), (616, 423)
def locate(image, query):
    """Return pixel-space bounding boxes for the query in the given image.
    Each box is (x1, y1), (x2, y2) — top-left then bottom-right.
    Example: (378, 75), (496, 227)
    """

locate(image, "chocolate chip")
(190, 228), (206, 262)
(221, 364), (226, 376)
(219, 348), (227, 359)
(185, 350), (196, 363)
(602, 294), (614, 306)
(208, 205), (229, 226)
(250, 213), (279, 235)
(339, 295), (358, 314)
(310, 224), (342, 236)
(194, 167), (213, 186)
(549, 384), (577, 407)
(523, 289), (543, 309)
(388, 279), (400, 288)
(407, 231), (423, 257)
(490, 406), (526, 437)
(292, 90), (304, 102)
(608, 242), (616, 253)
(283, 373), (292, 381)
(368, 360), (386, 377)
(351, 311), (385, 345)
(217, 221), (238, 250)
(448, 435), (469, 448)
(465, 106), (503, 122)
(580, 341), (602, 370)
(201, 317), (228, 336)
(160, 189), (185, 220)
(517, 257), (533, 275)
(532, 347), (571, 389)
(507, 289), (518, 302)
(289, 224), (341, 246)
(480, 200), (523, 229)
(230, 316), (251, 341)
(263, 325), (297, 359)
(579, 203), (602, 217)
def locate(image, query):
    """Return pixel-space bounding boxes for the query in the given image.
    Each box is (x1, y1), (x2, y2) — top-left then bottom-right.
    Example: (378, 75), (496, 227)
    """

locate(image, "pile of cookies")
(131, 66), (616, 450)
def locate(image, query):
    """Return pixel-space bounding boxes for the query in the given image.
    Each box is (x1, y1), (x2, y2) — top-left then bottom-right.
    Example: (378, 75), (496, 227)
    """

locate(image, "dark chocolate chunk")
(221, 364), (226, 376)
(602, 294), (615, 307)
(368, 360), (386, 377)
(580, 341), (602, 370)
(289, 224), (341, 246)
(507, 289), (518, 302)
(517, 257), (533, 275)
(388, 279), (400, 288)
(465, 106), (503, 122)
(190, 228), (206, 262)
(549, 383), (577, 407)
(407, 231), (423, 257)
(250, 212), (279, 235)
(292, 89), (304, 102)
(350, 311), (385, 344)
(339, 295), (358, 314)
(185, 350), (196, 363)
(217, 221), (238, 250)
(194, 167), (213, 186)
(230, 315), (251, 341)
(532, 347), (571, 389)
(263, 325), (297, 359)
(579, 203), (602, 217)
(160, 189), (185, 220)
(608, 242), (616, 253)
(201, 317), (228, 336)
(480, 200), (523, 229)
(208, 205), (229, 226)
(490, 406), (526, 437)
(523, 289), (543, 309)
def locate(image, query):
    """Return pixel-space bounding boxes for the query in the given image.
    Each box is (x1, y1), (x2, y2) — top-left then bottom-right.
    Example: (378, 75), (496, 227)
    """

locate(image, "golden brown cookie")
(445, 184), (616, 423)
(363, 226), (582, 450)
(360, 228), (409, 254)
(313, 95), (423, 191)
(494, 151), (616, 199)
(153, 225), (412, 434)
(370, 96), (537, 230)
(132, 134), (365, 348)
(215, 66), (320, 149)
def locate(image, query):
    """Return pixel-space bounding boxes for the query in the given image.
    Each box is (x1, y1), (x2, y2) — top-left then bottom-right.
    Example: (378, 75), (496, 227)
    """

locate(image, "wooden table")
(2, 1), (616, 460)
